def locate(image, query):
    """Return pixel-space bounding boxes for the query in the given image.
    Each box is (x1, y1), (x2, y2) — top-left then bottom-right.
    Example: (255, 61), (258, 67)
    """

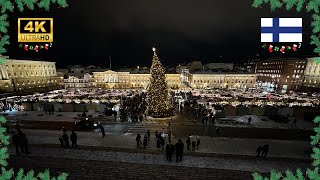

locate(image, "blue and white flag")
(261, 18), (302, 42)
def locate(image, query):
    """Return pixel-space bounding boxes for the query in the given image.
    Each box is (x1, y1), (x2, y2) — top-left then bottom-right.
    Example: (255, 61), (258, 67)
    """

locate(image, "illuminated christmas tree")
(147, 47), (170, 118)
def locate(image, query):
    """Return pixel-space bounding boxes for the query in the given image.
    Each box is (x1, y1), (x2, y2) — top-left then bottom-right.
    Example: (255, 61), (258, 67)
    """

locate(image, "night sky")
(6, 0), (315, 68)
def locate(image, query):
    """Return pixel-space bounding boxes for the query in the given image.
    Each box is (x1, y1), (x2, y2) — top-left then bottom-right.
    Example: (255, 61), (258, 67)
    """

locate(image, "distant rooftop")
(130, 69), (150, 74)
(192, 70), (254, 74)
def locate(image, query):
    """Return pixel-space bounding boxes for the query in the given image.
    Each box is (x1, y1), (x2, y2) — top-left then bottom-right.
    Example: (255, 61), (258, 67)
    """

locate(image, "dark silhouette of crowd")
(256, 144), (269, 157)
(59, 127), (78, 148)
(119, 93), (147, 122)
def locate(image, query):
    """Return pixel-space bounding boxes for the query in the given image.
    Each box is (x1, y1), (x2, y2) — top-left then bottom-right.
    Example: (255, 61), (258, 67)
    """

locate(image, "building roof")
(204, 63), (234, 66)
(130, 69), (150, 74)
(188, 61), (203, 67)
(192, 70), (255, 75)
(261, 57), (307, 62)
(4, 58), (56, 64)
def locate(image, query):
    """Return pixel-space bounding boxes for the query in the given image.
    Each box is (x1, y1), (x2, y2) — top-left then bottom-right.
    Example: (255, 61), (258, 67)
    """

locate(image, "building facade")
(301, 57), (320, 91)
(255, 58), (307, 92)
(64, 73), (93, 89)
(187, 71), (256, 89)
(92, 70), (184, 89)
(0, 58), (59, 93)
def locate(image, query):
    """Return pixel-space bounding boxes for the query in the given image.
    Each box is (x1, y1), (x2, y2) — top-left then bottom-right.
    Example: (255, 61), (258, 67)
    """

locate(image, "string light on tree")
(147, 47), (172, 118)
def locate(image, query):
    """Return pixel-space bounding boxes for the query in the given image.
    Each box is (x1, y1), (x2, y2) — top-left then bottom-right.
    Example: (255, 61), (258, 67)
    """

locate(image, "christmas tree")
(147, 47), (171, 118)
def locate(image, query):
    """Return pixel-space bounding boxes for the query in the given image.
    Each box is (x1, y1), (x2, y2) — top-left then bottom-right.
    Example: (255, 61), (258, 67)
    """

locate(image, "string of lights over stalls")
(19, 42), (53, 52)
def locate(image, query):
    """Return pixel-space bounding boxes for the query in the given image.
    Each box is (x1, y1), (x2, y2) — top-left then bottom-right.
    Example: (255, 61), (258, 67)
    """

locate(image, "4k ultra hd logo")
(18, 18), (53, 42)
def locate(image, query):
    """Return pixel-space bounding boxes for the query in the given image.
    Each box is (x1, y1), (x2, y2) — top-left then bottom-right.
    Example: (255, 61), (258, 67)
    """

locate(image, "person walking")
(196, 138), (200, 150)
(12, 131), (20, 155)
(186, 137), (191, 150)
(147, 130), (150, 141)
(166, 143), (173, 162)
(100, 124), (105, 138)
(143, 134), (148, 149)
(212, 115), (216, 125)
(160, 135), (165, 150)
(192, 139), (196, 151)
(261, 144), (269, 157)
(136, 133), (141, 148)
(175, 139), (184, 162)
(59, 136), (64, 147)
(292, 117), (297, 127)
(256, 145), (263, 157)
(70, 130), (78, 148)
(18, 130), (30, 154)
(215, 126), (220, 136)
(248, 117), (252, 125)
(155, 130), (158, 139)
(62, 130), (69, 147)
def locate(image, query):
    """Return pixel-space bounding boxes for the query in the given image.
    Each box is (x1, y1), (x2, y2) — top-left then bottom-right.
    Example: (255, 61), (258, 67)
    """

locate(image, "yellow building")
(0, 57), (59, 93)
(92, 70), (183, 89)
(302, 57), (320, 90)
(188, 71), (257, 89)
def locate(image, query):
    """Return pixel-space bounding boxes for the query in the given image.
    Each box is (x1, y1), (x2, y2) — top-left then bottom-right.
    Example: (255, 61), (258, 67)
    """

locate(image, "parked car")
(75, 118), (99, 130)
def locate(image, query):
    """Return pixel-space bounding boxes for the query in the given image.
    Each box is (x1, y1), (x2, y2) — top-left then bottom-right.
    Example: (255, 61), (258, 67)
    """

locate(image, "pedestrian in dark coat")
(186, 137), (191, 150)
(12, 131), (20, 154)
(147, 130), (150, 141)
(192, 139), (196, 151)
(166, 143), (173, 162)
(197, 138), (200, 150)
(18, 130), (30, 154)
(212, 115), (216, 125)
(293, 117), (297, 127)
(248, 117), (252, 125)
(59, 137), (64, 147)
(175, 139), (184, 162)
(156, 136), (161, 148)
(215, 126), (220, 136)
(136, 133), (141, 148)
(256, 145), (263, 157)
(160, 135), (165, 150)
(262, 144), (269, 157)
(100, 125), (105, 138)
(62, 131), (69, 147)
(143, 134), (148, 149)
(70, 130), (78, 148)
(155, 131), (158, 139)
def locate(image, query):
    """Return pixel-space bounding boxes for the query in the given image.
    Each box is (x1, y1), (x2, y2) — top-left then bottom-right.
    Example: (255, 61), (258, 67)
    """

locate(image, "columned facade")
(0, 58), (59, 93)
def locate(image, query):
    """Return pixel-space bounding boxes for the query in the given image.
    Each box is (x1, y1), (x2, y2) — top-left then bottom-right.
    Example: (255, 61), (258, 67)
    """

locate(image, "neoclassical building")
(64, 73), (93, 89)
(92, 70), (183, 89)
(0, 57), (59, 93)
(302, 57), (320, 91)
(187, 71), (257, 89)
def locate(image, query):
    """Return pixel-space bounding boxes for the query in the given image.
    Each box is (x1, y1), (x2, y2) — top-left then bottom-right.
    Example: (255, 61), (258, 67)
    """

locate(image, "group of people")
(186, 136), (200, 151)
(134, 129), (203, 163)
(256, 144), (269, 157)
(119, 93), (147, 122)
(155, 130), (166, 150)
(135, 131), (150, 149)
(165, 139), (184, 162)
(59, 128), (78, 148)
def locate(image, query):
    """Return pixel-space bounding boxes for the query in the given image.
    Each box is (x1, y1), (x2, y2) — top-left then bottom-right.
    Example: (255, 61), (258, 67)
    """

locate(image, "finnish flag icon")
(261, 18), (302, 42)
